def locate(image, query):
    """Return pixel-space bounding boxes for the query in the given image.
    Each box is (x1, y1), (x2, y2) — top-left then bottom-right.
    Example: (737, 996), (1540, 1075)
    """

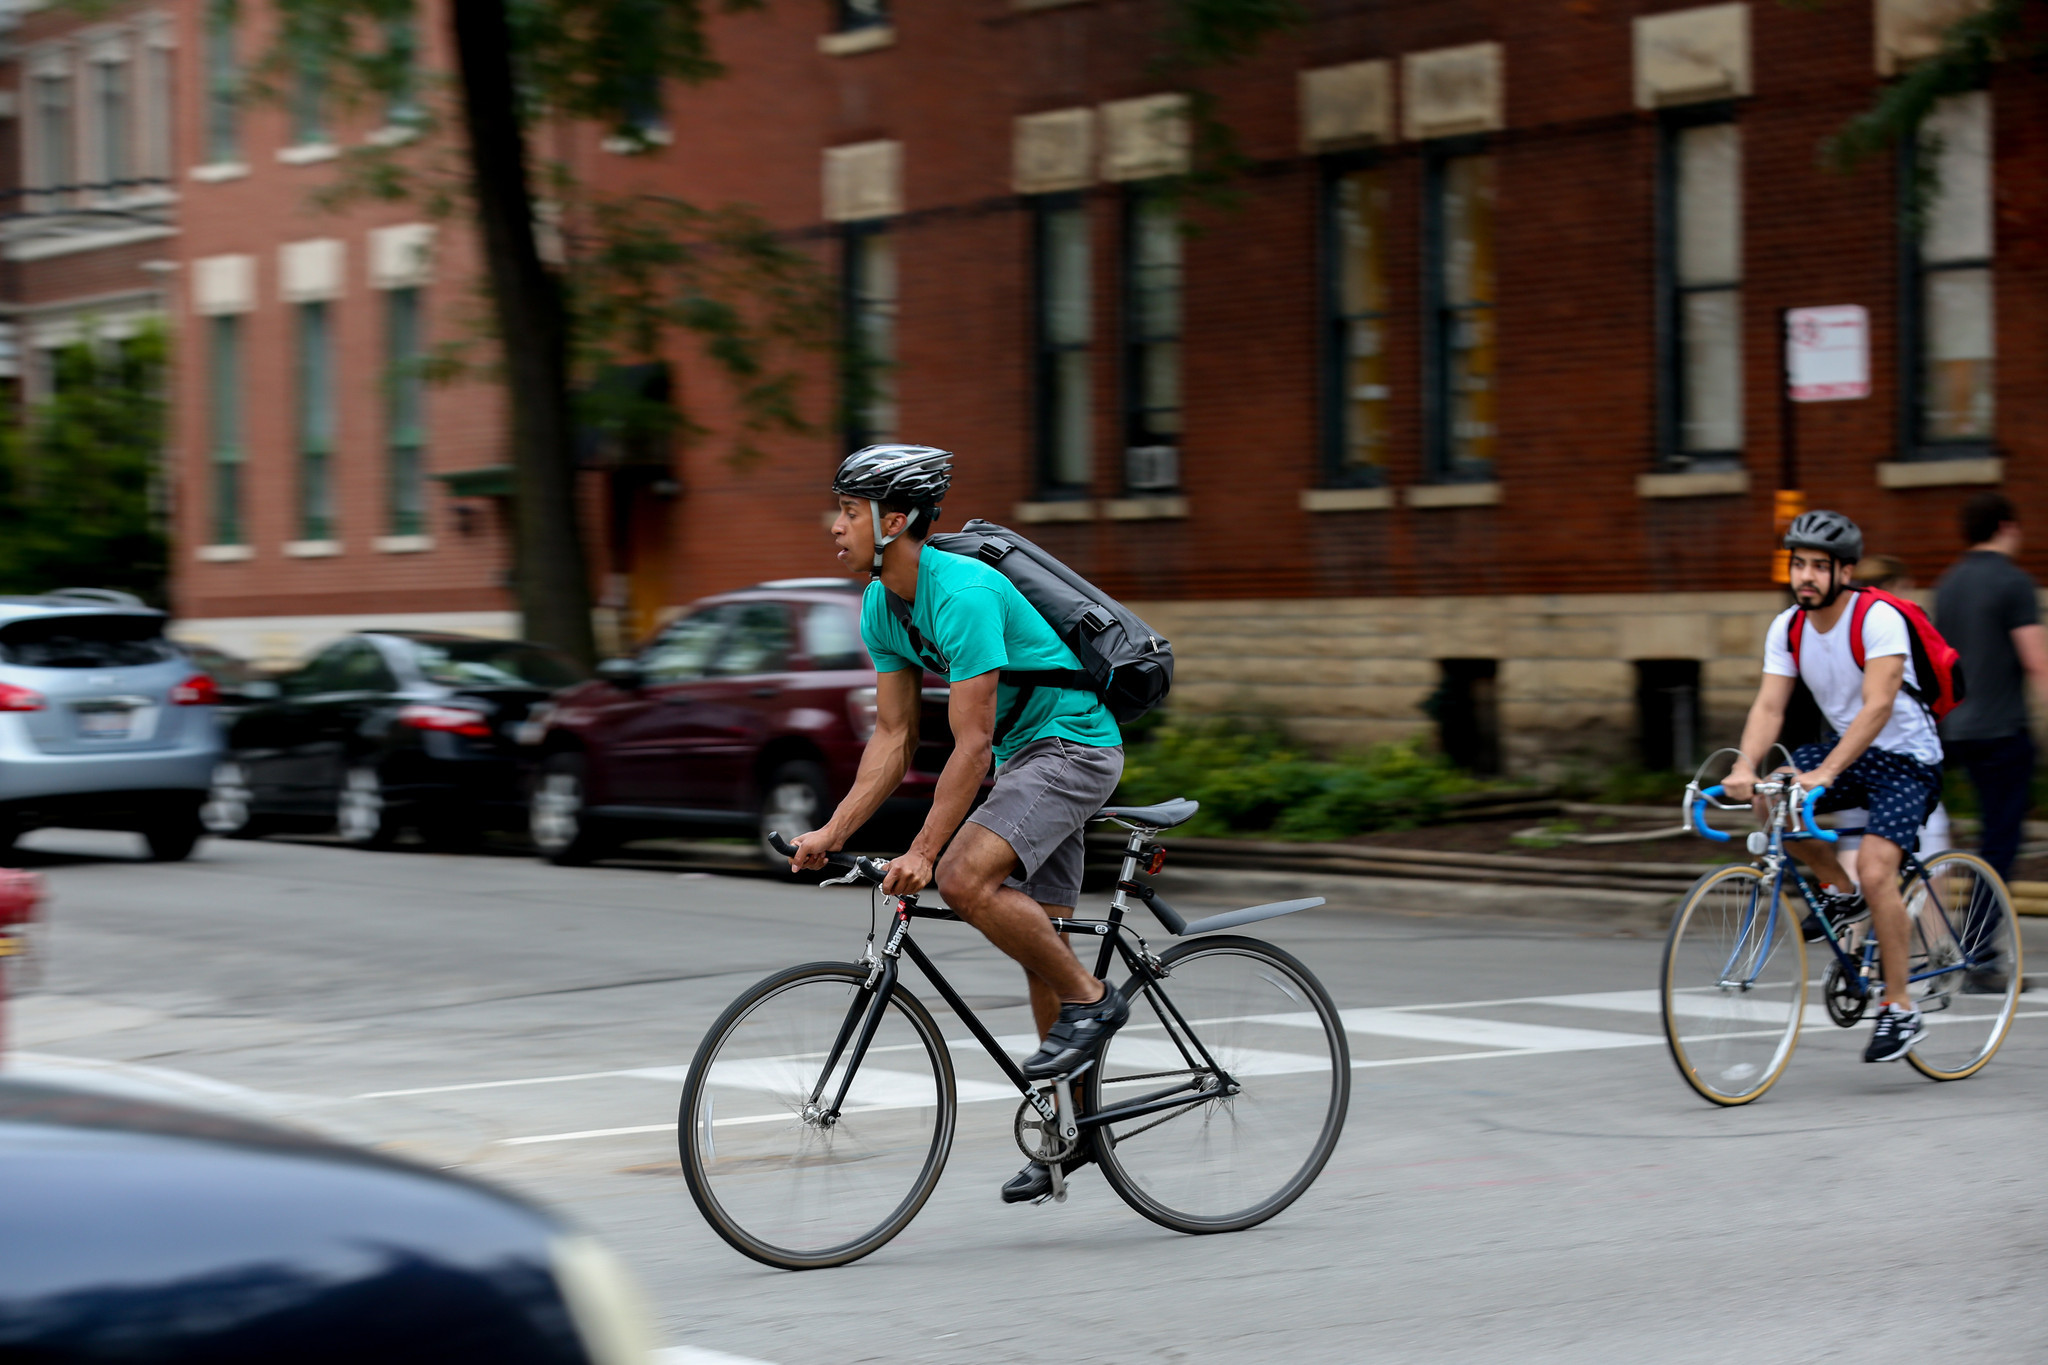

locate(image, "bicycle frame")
(801, 829), (1240, 1143)
(1687, 780), (1987, 1000)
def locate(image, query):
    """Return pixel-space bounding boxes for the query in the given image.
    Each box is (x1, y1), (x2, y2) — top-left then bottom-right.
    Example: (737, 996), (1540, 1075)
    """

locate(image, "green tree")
(0, 325), (169, 601)
(1823, 0), (2033, 171)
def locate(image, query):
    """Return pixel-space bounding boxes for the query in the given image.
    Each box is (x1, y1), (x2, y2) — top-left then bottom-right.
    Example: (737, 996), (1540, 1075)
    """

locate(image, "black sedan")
(203, 632), (589, 849)
(0, 1079), (652, 1363)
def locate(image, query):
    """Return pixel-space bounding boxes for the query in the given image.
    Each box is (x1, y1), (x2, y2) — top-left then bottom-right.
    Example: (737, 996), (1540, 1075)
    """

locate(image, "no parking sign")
(1786, 305), (1869, 402)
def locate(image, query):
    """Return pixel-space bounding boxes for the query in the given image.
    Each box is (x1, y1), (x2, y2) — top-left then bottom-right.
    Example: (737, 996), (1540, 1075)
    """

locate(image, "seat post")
(1109, 828), (1147, 918)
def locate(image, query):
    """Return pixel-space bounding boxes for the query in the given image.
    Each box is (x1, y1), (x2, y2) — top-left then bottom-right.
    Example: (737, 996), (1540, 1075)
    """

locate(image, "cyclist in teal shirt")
(787, 445), (1129, 1206)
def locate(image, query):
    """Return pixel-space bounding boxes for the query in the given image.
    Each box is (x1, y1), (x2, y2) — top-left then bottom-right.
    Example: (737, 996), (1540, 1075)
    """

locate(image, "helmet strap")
(1815, 560), (1850, 610)
(869, 500), (919, 573)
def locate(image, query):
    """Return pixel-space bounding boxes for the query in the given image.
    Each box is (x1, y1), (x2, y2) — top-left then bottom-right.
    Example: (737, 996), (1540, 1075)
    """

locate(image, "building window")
(1423, 150), (1496, 483)
(1122, 187), (1181, 492)
(1322, 161), (1390, 487)
(1636, 659), (1701, 772)
(93, 57), (130, 186)
(291, 46), (326, 146)
(297, 303), (335, 541)
(209, 315), (244, 545)
(1658, 116), (1742, 466)
(204, 0), (238, 164)
(836, 0), (887, 32)
(1434, 658), (1499, 776)
(35, 71), (72, 193)
(1903, 90), (1994, 453)
(383, 17), (421, 128)
(145, 39), (173, 178)
(1034, 194), (1092, 497)
(842, 224), (896, 451)
(386, 287), (427, 536)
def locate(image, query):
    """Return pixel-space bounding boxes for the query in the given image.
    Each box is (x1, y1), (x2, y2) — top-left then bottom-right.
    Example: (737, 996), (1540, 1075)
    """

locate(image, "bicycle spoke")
(1663, 866), (1806, 1105)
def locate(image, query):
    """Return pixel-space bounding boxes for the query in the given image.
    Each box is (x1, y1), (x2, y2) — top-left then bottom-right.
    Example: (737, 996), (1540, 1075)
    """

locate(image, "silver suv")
(0, 592), (222, 860)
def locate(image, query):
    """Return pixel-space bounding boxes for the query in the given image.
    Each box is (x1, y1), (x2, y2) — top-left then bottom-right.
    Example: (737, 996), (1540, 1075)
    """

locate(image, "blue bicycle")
(1663, 754), (2022, 1105)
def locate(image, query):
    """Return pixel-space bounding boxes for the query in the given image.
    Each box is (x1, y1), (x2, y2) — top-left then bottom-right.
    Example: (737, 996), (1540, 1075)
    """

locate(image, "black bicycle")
(678, 798), (1350, 1270)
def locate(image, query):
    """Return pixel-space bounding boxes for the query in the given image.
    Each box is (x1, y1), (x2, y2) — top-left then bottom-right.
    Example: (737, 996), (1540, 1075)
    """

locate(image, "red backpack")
(1787, 587), (1967, 720)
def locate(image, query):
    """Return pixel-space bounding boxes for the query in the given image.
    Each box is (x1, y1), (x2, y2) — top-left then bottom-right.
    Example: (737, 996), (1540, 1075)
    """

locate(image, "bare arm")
(787, 668), (920, 869)
(1725, 672), (1795, 801)
(1802, 653), (1906, 788)
(2013, 623), (2048, 713)
(881, 671), (997, 895)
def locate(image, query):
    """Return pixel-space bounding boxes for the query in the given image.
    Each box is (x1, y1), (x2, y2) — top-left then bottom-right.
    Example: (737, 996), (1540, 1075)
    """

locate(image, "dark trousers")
(1949, 732), (2035, 882)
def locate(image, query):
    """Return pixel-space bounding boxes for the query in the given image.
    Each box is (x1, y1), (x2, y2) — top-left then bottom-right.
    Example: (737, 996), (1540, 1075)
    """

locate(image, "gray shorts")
(964, 737), (1125, 909)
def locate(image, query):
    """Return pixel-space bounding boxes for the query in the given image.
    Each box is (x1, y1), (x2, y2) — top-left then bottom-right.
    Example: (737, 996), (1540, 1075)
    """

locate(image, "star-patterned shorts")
(1788, 737), (1944, 852)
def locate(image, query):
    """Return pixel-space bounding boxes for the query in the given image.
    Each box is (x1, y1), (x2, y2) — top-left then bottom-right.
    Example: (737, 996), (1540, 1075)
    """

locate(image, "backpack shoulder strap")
(1847, 589), (1876, 671)
(883, 589), (947, 676)
(1787, 609), (1805, 669)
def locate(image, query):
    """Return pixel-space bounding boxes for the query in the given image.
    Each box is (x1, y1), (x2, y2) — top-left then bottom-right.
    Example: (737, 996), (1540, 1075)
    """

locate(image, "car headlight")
(550, 1234), (657, 1365)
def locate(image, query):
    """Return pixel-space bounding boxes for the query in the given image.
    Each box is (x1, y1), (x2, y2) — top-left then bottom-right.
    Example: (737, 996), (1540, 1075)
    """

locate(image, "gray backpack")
(883, 519), (1174, 743)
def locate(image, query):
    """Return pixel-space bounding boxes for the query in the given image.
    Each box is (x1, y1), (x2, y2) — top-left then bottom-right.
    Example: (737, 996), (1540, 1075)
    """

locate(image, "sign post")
(1774, 305), (1870, 583)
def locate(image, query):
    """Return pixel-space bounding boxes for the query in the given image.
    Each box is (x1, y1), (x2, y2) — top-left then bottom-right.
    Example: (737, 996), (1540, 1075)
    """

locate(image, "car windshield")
(0, 614), (178, 668)
(405, 639), (589, 690)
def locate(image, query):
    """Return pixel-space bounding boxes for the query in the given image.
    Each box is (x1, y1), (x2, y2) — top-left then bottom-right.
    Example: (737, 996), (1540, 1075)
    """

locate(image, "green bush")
(1113, 717), (1491, 841)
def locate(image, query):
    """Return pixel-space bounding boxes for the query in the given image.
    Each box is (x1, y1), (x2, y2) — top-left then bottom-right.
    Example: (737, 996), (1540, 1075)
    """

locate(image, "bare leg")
(937, 823), (1102, 1014)
(1855, 836), (1915, 1006)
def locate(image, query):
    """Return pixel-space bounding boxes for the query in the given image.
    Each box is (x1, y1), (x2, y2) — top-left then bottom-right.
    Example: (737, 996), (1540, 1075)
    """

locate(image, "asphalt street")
(7, 829), (2048, 1364)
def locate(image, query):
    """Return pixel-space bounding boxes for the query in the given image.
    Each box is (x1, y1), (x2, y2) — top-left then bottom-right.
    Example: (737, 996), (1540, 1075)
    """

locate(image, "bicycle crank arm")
(1052, 1060), (1093, 1144)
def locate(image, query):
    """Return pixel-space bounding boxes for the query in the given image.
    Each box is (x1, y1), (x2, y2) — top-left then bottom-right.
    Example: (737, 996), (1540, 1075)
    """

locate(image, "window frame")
(385, 286), (427, 536)
(34, 68), (73, 196)
(203, 0), (238, 165)
(1897, 93), (1996, 463)
(1654, 103), (1744, 471)
(208, 314), (244, 546)
(296, 301), (336, 542)
(834, 0), (888, 34)
(1032, 190), (1093, 500)
(1119, 182), (1183, 491)
(1420, 139), (1497, 485)
(1319, 151), (1391, 490)
(840, 219), (896, 453)
(92, 54), (131, 188)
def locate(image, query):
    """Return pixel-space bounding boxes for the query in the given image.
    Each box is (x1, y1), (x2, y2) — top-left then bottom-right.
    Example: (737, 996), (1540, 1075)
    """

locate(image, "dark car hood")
(0, 1081), (586, 1364)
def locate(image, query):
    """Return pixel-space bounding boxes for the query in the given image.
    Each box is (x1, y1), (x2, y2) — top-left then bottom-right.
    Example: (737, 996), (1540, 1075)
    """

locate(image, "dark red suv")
(525, 579), (956, 867)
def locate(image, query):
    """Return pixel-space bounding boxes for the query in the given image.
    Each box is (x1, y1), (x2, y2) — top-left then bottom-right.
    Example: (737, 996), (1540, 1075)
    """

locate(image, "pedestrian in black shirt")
(1934, 492), (2048, 880)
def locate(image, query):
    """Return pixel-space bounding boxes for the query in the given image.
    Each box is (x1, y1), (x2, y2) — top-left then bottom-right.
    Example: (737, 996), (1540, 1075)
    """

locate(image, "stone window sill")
(819, 25), (895, 55)
(1102, 495), (1187, 521)
(600, 127), (673, 155)
(366, 124), (421, 148)
(196, 544), (253, 562)
(1404, 482), (1500, 509)
(1637, 467), (1749, 499)
(1012, 500), (1096, 524)
(188, 162), (249, 184)
(1877, 457), (2002, 489)
(1301, 487), (1393, 512)
(277, 142), (338, 165)
(284, 539), (342, 558)
(374, 534), (435, 553)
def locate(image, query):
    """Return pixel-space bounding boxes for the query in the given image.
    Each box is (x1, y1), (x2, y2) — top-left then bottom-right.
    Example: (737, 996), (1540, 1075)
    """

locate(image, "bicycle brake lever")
(819, 869), (863, 888)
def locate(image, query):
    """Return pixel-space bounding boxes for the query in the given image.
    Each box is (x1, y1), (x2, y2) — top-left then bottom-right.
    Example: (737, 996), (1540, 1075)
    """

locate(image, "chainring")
(1013, 1095), (1078, 1166)
(1822, 960), (1868, 1028)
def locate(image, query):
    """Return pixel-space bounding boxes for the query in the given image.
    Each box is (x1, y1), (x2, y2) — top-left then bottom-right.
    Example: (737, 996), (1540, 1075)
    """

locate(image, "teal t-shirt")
(860, 549), (1121, 764)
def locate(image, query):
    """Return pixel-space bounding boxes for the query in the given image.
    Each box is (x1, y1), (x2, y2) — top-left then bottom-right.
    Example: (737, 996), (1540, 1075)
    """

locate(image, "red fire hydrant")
(0, 868), (45, 1058)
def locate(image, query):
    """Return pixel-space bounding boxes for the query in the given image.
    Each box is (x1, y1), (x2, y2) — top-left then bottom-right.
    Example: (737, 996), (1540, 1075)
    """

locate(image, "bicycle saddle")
(1094, 798), (1199, 831)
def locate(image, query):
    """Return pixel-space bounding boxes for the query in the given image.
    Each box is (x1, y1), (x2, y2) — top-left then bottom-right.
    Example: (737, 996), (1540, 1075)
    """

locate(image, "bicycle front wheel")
(1091, 935), (1349, 1234)
(1905, 852), (2022, 1081)
(679, 963), (956, 1270)
(1662, 865), (1807, 1105)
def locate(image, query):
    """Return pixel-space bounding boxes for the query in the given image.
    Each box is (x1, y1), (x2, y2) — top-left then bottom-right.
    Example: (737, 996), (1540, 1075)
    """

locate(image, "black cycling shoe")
(1863, 1003), (1925, 1062)
(1019, 984), (1130, 1080)
(1801, 889), (1867, 943)
(1001, 1155), (1091, 1204)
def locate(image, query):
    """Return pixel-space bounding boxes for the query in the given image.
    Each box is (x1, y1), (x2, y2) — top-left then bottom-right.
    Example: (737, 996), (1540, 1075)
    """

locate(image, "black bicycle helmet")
(1783, 509), (1863, 565)
(832, 443), (953, 570)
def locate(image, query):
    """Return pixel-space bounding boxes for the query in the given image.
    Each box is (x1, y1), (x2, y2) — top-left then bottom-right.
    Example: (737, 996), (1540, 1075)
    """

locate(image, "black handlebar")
(767, 832), (892, 885)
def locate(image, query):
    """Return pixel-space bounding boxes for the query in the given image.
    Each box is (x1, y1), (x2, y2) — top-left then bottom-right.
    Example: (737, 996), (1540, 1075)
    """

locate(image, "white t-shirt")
(1762, 600), (1943, 767)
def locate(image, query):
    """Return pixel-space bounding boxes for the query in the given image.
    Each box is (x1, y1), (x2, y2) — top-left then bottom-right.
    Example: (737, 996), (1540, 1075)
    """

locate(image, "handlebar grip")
(766, 831), (860, 869)
(1688, 785), (1732, 843)
(1801, 785), (1839, 843)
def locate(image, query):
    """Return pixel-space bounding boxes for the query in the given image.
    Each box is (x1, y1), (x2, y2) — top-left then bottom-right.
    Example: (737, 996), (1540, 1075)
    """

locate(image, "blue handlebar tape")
(1801, 785), (1839, 843)
(1690, 785), (1732, 842)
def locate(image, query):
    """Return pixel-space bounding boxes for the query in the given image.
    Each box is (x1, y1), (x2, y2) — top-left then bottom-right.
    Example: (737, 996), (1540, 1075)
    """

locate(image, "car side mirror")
(597, 658), (644, 691)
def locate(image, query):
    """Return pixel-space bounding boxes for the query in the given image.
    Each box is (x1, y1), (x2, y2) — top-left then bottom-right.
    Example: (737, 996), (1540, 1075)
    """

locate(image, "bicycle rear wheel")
(1090, 935), (1349, 1234)
(1904, 852), (2022, 1081)
(679, 963), (956, 1270)
(1662, 865), (1807, 1105)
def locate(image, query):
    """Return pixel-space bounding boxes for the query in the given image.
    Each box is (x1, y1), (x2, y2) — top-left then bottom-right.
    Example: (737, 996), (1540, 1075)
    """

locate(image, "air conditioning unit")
(1124, 445), (1180, 492)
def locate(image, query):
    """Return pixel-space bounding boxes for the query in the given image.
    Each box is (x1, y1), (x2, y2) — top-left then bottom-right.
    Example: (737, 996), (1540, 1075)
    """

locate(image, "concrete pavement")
(6, 830), (2046, 1363)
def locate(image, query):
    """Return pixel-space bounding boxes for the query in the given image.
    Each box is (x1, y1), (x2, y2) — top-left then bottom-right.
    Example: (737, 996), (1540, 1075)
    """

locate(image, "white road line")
(656, 1345), (779, 1365)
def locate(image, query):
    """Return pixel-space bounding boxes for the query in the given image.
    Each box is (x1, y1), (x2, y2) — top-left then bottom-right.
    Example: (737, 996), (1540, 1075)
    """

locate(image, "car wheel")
(337, 764), (402, 849)
(758, 760), (831, 874)
(531, 753), (610, 866)
(201, 762), (269, 840)
(143, 808), (204, 862)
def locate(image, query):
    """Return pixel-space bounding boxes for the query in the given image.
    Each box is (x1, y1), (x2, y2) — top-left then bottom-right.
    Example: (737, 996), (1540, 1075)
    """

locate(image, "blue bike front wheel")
(1661, 865), (1808, 1106)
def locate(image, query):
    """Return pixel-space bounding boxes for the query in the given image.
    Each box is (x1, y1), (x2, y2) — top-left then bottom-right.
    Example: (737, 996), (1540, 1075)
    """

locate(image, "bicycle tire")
(1661, 865), (1807, 1106)
(1904, 851), (2023, 1081)
(679, 962), (956, 1270)
(1089, 935), (1349, 1234)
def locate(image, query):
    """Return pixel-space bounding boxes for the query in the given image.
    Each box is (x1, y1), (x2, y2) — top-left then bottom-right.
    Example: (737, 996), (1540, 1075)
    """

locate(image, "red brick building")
(45, 0), (2043, 770)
